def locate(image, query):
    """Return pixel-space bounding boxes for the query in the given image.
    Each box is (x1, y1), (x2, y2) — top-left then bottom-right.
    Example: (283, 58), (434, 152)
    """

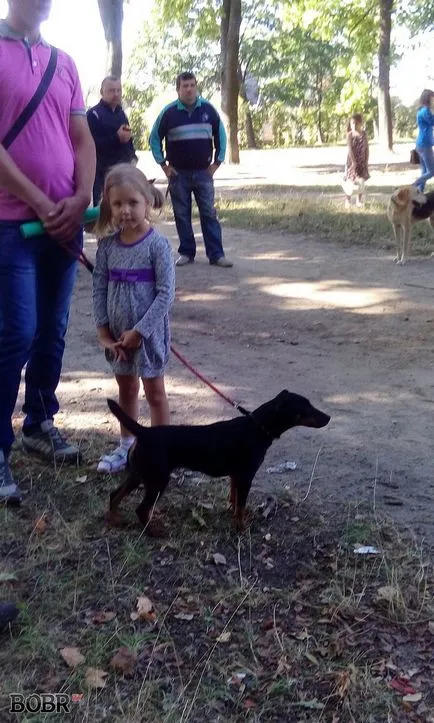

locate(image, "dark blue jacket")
(87, 100), (136, 174)
(149, 97), (226, 171)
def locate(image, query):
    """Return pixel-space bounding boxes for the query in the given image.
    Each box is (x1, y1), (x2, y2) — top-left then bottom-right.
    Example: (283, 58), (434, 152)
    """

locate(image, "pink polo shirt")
(0, 25), (86, 220)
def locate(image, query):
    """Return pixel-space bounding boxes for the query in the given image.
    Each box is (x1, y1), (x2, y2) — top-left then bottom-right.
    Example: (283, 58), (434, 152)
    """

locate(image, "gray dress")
(93, 228), (175, 378)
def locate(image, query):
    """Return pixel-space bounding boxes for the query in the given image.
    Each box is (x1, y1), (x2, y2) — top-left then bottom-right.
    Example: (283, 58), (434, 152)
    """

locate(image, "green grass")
(211, 186), (434, 255)
(1, 447), (432, 723)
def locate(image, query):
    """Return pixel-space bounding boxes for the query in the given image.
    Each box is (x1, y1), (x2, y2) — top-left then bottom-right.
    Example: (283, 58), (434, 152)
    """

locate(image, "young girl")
(93, 164), (175, 473)
(343, 113), (370, 208)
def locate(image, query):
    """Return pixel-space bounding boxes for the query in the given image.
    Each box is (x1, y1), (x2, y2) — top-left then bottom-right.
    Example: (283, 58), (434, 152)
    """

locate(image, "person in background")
(150, 71), (232, 268)
(87, 76), (137, 206)
(414, 89), (434, 191)
(0, 0), (96, 505)
(342, 113), (370, 209)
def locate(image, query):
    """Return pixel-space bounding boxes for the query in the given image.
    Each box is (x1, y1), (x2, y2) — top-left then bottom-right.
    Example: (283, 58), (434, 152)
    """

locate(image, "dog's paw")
(105, 510), (130, 528)
(144, 518), (168, 538)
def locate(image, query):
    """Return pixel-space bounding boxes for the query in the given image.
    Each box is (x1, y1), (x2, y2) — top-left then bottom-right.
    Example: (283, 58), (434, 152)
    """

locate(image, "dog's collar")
(249, 413), (278, 441)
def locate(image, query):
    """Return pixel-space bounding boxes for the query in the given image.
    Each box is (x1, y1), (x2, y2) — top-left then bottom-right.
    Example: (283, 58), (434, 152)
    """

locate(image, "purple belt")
(108, 267), (156, 283)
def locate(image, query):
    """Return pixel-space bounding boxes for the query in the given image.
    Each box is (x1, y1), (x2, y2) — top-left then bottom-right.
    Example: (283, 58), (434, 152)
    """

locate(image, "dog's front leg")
(402, 221), (411, 264)
(136, 477), (169, 537)
(231, 473), (255, 532)
(393, 224), (403, 263)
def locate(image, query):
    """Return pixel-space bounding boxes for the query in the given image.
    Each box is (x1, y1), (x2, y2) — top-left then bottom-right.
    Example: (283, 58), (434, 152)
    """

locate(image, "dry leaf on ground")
(92, 611), (116, 624)
(174, 612), (194, 621)
(109, 647), (137, 676)
(59, 647), (85, 668)
(212, 553), (227, 566)
(34, 516), (47, 535)
(217, 631), (231, 643)
(130, 595), (157, 622)
(85, 668), (108, 689)
(376, 585), (400, 603)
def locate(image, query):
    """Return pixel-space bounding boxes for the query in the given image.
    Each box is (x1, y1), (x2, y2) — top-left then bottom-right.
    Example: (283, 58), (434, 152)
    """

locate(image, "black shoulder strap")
(2, 45), (58, 150)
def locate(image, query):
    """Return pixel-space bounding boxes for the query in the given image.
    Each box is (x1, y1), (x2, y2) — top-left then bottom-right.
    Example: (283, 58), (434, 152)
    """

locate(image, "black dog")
(412, 190), (434, 223)
(106, 391), (330, 534)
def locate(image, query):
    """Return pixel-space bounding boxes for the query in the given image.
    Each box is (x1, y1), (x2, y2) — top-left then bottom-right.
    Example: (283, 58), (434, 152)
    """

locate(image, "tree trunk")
(97, 0), (124, 78)
(377, 0), (393, 151)
(244, 106), (258, 148)
(239, 69), (258, 149)
(221, 0), (241, 163)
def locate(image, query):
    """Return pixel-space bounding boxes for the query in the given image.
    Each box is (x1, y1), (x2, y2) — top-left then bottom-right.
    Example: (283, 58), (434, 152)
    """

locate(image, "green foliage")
(122, 83), (155, 150)
(123, 0), (428, 148)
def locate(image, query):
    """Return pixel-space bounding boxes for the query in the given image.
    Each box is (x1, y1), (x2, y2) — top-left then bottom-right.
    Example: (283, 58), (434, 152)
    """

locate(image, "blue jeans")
(415, 145), (434, 190)
(0, 222), (80, 455)
(169, 169), (225, 261)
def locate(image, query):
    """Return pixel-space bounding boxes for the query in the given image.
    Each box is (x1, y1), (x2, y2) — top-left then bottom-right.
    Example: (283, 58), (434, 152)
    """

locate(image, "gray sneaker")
(0, 450), (22, 506)
(22, 420), (80, 463)
(210, 256), (233, 268)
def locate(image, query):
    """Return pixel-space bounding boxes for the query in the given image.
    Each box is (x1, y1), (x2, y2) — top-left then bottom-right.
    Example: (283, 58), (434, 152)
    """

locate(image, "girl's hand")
(105, 340), (128, 362)
(118, 329), (142, 350)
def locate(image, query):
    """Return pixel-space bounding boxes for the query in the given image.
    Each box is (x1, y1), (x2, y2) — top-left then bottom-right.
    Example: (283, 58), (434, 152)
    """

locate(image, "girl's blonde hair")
(95, 163), (164, 237)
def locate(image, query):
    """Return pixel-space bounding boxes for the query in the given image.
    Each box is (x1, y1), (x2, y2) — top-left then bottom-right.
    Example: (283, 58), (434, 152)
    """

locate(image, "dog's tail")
(107, 398), (143, 437)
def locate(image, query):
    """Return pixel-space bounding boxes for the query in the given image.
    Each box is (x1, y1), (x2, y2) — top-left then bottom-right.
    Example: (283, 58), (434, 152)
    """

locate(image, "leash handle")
(170, 345), (250, 416)
(20, 206), (100, 239)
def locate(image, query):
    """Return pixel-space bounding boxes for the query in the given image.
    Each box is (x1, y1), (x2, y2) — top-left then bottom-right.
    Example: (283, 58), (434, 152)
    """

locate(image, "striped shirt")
(149, 96), (226, 171)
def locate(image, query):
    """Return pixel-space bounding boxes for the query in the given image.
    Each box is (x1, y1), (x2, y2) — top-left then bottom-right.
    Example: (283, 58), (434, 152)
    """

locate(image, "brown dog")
(106, 391), (330, 535)
(387, 185), (427, 264)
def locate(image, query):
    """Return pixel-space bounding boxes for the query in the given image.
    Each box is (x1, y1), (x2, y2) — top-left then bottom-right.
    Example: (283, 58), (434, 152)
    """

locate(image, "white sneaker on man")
(175, 255), (194, 267)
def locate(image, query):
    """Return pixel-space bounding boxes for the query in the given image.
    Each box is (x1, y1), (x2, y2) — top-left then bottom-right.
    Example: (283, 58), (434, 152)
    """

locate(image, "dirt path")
(54, 211), (434, 545)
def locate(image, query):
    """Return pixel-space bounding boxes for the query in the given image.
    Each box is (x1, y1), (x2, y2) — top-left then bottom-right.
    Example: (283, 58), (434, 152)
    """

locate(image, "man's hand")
(117, 329), (142, 350)
(161, 164), (177, 179)
(117, 125), (132, 144)
(43, 195), (89, 243)
(208, 163), (220, 177)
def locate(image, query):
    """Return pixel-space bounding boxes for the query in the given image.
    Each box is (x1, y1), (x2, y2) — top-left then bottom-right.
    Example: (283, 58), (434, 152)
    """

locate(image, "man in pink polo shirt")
(0, 0), (96, 505)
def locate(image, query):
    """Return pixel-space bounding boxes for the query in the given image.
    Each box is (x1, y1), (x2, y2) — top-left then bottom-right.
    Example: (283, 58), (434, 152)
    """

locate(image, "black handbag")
(2, 45), (58, 149)
(410, 148), (420, 165)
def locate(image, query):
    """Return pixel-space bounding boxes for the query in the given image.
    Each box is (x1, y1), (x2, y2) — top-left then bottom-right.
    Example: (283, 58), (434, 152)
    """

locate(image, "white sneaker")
(175, 255), (194, 266)
(97, 446), (129, 473)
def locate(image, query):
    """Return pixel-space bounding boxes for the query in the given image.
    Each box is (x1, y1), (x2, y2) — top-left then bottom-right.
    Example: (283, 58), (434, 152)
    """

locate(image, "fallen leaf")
(174, 612), (194, 621)
(34, 515), (47, 535)
(198, 501), (214, 510)
(389, 677), (416, 696)
(131, 595), (157, 623)
(227, 672), (246, 686)
(217, 631), (231, 643)
(60, 647), (85, 668)
(428, 621), (434, 635)
(92, 611), (116, 624)
(76, 475), (88, 483)
(376, 585), (400, 603)
(244, 699), (257, 710)
(304, 651), (319, 666)
(109, 647), (137, 676)
(85, 668), (108, 689)
(402, 693), (423, 703)
(212, 553), (227, 566)
(0, 572), (17, 582)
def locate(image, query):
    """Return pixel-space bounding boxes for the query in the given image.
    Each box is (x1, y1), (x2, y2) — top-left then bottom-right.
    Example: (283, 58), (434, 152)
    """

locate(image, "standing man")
(150, 72), (232, 268)
(87, 76), (137, 206)
(0, 0), (96, 504)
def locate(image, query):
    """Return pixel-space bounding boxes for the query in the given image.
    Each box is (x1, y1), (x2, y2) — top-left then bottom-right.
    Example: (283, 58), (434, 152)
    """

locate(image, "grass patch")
(215, 187), (434, 255)
(1, 446), (433, 722)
